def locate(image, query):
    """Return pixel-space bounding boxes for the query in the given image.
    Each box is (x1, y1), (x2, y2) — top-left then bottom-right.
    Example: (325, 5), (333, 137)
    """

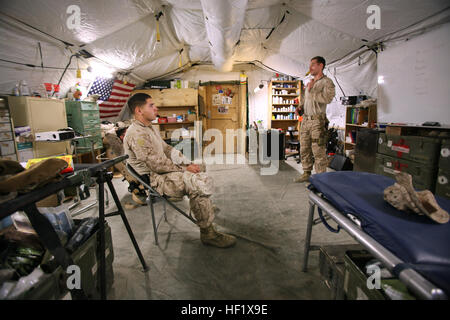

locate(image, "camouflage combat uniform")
(299, 75), (335, 174)
(123, 120), (215, 228)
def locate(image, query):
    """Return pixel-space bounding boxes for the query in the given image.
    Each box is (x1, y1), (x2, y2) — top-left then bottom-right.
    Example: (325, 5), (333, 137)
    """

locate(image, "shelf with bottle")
(272, 96), (299, 104)
(12, 81), (31, 97)
(273, 87), (297, 90)
(272, 105), (297, 112)
(271, 88), (300, 95)
(268, 79), (302, 129)
(272, 113), (299, 120)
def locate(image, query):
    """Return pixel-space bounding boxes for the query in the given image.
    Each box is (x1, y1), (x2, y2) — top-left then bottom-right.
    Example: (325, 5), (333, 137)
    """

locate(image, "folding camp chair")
(126, 163), (197, 245)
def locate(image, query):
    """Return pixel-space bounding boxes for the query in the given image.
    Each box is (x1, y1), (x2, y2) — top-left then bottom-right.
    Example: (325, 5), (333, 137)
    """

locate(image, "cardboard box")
(18, 149), (34, 162)
(36, 193), (61, 207)
(1, 153), (17, 161)
(159, 130), (166, 139)
(0, 131), (13, 141)
(0, 122), (11, 131)
(187, 114), (196, 122)
(0, 140), (15, 156)
(385, 126), (414, 136)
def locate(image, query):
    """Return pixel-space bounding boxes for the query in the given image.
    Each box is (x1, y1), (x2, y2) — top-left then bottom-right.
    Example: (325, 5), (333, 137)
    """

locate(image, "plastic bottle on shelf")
(19, 80), (30, 96)
(13, 83), (20, 96)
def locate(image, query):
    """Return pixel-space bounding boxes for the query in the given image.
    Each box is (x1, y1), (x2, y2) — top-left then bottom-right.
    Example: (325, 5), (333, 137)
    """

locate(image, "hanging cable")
(0, 11), (74, 47)
(265, 9), (290, 40)
(37, 42), (44, 70)
(333, 73), (346, 97)
(52, 53), (77, 96)
(0, 58), (86, 70)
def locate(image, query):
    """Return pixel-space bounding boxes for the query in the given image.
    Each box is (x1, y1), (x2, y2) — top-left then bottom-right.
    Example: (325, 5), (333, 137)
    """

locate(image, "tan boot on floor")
(200, 225), (236, 248)
(294, 172), (311, 183)
(132, 193), (147, 205)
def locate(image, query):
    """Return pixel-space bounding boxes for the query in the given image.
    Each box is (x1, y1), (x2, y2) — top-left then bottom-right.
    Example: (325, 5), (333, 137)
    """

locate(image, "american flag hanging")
(88, 77), (135, 120)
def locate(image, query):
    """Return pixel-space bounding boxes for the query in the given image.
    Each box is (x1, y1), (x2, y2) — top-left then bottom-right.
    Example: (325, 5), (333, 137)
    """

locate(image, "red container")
(158, 117), (168, 123)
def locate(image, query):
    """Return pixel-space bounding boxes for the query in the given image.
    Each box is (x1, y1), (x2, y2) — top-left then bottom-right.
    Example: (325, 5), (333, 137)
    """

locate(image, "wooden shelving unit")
(344, 104), (377, 152)
(268, 80), (301, 130)
(0, 97), (18, 161)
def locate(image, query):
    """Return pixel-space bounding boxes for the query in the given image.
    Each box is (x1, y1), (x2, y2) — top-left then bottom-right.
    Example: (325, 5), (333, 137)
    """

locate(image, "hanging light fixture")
(254, 83), (264, 93)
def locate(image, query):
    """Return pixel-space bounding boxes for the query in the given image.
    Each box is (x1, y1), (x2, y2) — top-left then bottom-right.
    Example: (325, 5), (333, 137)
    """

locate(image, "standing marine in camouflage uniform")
(294, 56), (335, 183)
(123, 93), (236, 248)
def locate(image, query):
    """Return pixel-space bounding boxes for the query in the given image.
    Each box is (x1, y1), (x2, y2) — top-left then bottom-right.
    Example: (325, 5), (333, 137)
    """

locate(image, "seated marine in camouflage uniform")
(123, 93), (236, 248)
(102, 126), (148, 206)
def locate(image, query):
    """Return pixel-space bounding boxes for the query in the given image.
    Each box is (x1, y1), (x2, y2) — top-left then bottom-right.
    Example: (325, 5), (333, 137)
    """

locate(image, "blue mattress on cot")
(309, 171), (450, 295)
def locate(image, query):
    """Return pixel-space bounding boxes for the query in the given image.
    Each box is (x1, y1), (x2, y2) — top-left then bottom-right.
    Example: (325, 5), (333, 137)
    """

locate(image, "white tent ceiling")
(0, 0), (449, 95)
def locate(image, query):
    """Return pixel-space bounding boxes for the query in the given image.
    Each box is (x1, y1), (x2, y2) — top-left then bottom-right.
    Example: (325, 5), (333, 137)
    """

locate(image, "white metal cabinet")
(8, 97), (69, 158)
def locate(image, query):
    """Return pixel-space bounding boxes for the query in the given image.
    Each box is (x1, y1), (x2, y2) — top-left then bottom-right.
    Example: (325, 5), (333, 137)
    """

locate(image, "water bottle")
(19, 81), (30, 96)
(13, 83), (20, 96)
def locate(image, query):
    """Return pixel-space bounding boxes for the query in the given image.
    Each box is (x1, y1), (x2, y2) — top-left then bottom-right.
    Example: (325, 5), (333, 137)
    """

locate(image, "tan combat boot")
(200, 225), (236, 248)
(132, 192), (147, 205)
(294, 171), (311, 183)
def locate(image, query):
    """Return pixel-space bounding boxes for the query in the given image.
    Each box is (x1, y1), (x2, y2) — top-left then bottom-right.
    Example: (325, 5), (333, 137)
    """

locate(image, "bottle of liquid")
(19, 81), (30, 96)
(13, 83), (20, 96)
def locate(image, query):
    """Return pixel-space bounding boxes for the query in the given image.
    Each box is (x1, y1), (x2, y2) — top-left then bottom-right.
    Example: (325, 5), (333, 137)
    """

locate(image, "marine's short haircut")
(311, 56), (326, 69)
(128, 93), (152, 114)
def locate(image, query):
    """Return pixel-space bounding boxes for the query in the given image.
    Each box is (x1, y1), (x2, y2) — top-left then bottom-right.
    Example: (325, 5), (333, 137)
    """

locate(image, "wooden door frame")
(200, 81), (247, 155)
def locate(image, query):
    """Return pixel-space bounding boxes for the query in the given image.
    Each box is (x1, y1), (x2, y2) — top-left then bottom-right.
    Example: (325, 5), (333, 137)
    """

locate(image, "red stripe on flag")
(107, 92), (130, 98)
(112, 83), (134, 91)
(99, 103), (125, 108)
(100, 109), (122, 114)
(106, 98), (127, 103)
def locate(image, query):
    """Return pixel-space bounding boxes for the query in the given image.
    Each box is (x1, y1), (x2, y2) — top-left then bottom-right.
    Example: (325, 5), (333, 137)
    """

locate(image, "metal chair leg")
(302, 202), (316, 272)
(147, 196), (159, 245)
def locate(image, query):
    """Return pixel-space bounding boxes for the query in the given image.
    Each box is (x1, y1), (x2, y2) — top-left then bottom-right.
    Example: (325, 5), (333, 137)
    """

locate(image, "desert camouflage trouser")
(157, 166), (215, 229)
(300, 116), (328, 174)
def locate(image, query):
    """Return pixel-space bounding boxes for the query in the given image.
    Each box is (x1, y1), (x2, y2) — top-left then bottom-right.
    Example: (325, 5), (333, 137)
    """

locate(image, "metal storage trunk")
(319, 244), (364, 300)
(354, 128), (378, 173)
(375, 153), (437, 192)
(435, 168), (450, 199)
(377, 133), (441, 165)
(439, 140), (450, 171)
(15, 221), (114, 300)
(343, 250), (386, 300)
(19, 269), (63, 300)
